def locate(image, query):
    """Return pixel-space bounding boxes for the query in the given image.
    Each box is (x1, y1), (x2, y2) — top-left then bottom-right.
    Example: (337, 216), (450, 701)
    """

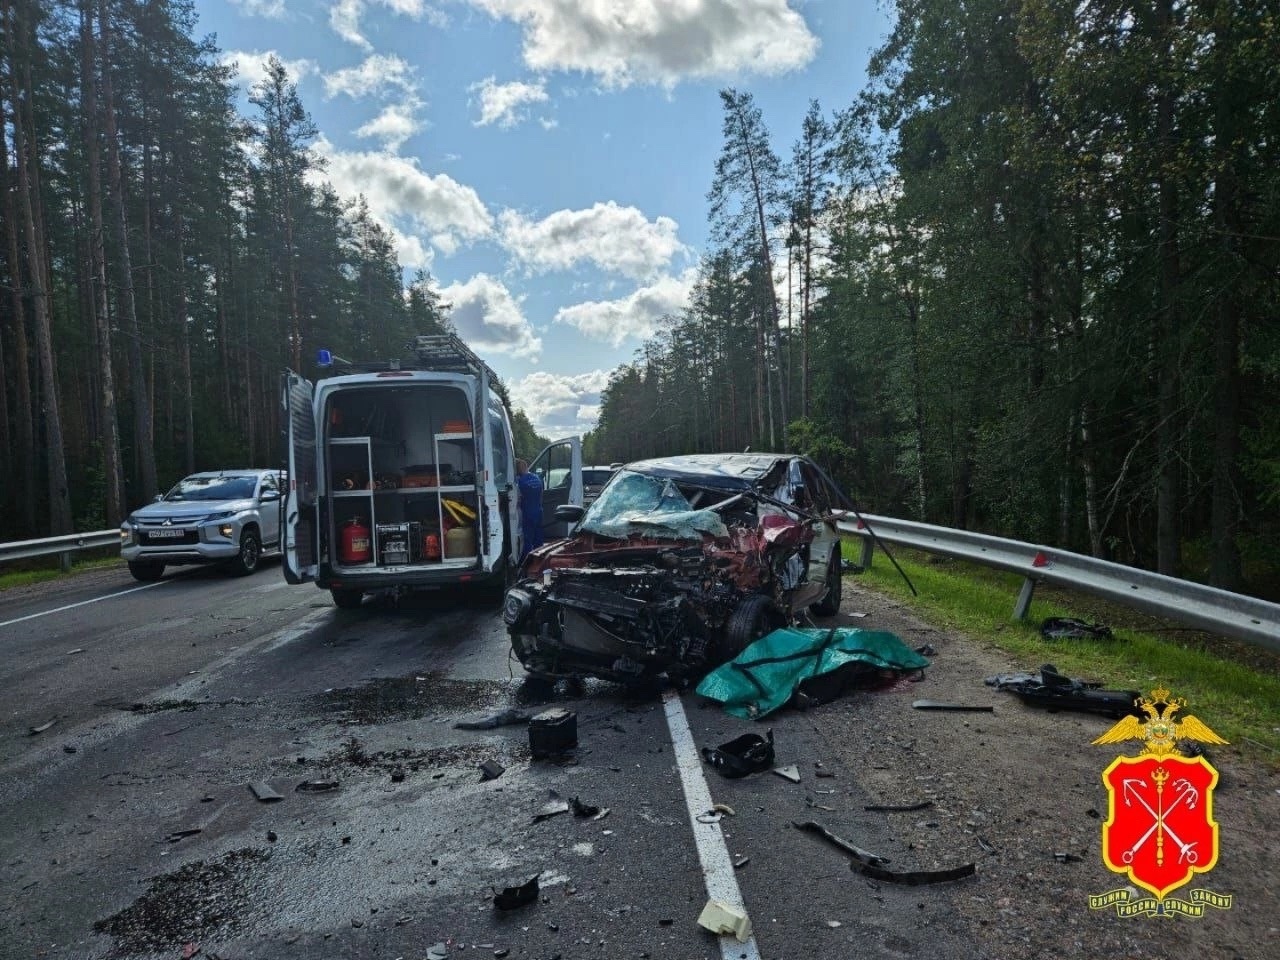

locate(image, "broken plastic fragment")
(295, 779), (339, 792)
(569, 796), (599, 817)
(426, 943), (448, 960)
(696, 900), (753, 942)
(480, 759), (505, 782)
(711, 803), (735, 817)
(793, 820), (891, 867)
(454, 708), (532, 731)
(912, 700), (994, 712)
(249, 782), (284, 802)
(701, 729), (774, 779)
(533, 800), (570, 822)
(28, 718), (57, 735)
(493, 875), (539, 910)
(773, 764), (801, 783)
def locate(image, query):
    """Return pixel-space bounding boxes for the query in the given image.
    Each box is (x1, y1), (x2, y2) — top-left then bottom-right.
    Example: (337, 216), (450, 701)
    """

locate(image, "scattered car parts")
(985, 664), (1142, 718)
(701, 730), (775, 779)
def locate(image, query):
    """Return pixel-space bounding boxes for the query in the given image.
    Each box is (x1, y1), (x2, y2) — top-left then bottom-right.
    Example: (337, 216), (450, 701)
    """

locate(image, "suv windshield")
(165, 476), (257, 502)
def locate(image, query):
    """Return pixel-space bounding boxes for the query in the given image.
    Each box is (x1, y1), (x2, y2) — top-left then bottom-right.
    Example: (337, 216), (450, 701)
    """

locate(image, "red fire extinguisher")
(423, 531), (441, 561)
(339, 517), (372, 564)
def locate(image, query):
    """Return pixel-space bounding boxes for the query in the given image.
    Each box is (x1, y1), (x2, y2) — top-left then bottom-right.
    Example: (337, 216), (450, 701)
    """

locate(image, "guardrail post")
(1014, 577), (1037, 620)
(59, 550), (72, 573)
(859, 537), (874, 571)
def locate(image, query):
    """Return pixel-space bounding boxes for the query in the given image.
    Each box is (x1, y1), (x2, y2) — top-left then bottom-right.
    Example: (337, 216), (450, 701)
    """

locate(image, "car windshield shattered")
(503, 454), (847, 686)
(578, 470), (729, 541)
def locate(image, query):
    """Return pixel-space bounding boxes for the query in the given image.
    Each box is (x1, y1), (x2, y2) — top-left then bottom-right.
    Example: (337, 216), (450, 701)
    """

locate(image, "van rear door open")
(282, 370), (319, 584)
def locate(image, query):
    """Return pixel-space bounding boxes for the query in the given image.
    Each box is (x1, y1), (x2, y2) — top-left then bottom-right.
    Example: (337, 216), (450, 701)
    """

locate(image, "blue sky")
(200, 1), (890, 438)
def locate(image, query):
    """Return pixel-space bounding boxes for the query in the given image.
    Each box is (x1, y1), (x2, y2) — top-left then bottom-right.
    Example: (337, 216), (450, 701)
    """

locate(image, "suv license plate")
(149, 528), (187, 539)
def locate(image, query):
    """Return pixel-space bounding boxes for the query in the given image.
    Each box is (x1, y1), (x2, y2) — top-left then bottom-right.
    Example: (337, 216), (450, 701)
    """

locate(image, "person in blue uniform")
(515, 458), (544, 560)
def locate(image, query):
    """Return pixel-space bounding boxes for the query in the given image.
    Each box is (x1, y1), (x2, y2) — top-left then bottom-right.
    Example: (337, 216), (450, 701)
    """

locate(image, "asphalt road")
(1, 562), (982, 960)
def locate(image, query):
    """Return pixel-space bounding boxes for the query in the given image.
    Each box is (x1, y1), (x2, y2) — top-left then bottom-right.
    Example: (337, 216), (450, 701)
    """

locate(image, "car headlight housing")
(502, 588), (535, 628)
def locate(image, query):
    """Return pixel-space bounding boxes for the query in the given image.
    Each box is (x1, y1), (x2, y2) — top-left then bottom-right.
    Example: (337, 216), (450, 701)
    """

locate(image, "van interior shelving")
(325, 384), (479, 571)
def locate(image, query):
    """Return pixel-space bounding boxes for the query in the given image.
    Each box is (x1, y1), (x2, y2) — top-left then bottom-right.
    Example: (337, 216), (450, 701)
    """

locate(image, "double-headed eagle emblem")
(1092, 687), (1228, 756)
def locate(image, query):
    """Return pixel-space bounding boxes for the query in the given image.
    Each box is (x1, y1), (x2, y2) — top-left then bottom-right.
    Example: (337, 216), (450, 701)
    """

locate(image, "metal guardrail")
(0, 529), (120, 571)
(836, 512), (1280, 653)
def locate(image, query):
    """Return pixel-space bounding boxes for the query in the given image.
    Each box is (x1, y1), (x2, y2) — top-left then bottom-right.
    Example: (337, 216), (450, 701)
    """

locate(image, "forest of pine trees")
(0, 0), (501, 540)
(586, 1), (1279, 597)
(2, 1), (1276, 599)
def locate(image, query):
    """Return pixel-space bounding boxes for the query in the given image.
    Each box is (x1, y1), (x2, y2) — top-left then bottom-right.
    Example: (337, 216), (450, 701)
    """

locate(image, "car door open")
(528, 437), (583, 540)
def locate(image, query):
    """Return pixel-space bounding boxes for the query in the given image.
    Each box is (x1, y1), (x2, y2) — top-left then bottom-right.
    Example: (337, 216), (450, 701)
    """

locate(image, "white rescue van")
(281, 335), (582, 608)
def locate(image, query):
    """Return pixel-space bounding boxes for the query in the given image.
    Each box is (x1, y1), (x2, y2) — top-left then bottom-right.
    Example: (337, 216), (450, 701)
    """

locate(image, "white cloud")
(220, 50), (317, 91)
(311, 139), (494, 259)
(329, 0), (448, 50)
(553, 270), (696, 346)
(499, 202), (684, 279)
(509, 370), (611, 438)
(230, 0), (286, 18)
(330, 0), (370, 50)
(469, 77), (549, 128)
(323, 54), (417, 100)
(436, 274), (542, 358)
(354, 100), (424, 150)
(466, 0), (818, 88)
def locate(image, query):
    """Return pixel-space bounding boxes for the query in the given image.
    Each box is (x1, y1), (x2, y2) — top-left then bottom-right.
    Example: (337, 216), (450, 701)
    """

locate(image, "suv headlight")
(120, 522), (135, 545)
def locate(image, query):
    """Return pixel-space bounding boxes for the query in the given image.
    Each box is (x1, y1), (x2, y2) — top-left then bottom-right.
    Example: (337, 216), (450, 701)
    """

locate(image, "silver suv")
(120, 470), (283, 581)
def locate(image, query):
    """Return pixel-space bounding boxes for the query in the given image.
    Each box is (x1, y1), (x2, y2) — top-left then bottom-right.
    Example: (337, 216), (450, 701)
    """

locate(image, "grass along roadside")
(843, 541), (1280, 759)
(0, 555), (121, 592)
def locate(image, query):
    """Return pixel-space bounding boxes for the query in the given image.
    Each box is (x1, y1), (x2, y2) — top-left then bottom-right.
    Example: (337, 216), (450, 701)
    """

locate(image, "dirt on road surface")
(814, 581), (1280, 960)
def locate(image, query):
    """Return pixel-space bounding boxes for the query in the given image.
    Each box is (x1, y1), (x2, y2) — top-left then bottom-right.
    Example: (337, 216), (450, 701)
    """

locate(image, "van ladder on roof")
(411, 334), (500, 387)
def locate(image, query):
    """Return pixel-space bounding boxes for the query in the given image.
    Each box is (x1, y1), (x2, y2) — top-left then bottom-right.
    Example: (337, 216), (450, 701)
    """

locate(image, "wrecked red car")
(501, 453), (850, 685)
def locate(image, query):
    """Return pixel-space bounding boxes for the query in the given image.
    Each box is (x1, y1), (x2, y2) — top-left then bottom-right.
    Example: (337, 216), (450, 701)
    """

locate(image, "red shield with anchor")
(1101, 754), (1220, 899)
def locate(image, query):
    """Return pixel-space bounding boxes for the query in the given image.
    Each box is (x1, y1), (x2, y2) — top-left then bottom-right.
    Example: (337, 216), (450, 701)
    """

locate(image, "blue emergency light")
(317, 349), (333, 367)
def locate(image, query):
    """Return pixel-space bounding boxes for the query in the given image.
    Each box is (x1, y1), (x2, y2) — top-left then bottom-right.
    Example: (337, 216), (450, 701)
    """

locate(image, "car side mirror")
(153, 494), (164, 502)
(554, 504), (585, 523)
(260, 490), (281, 502)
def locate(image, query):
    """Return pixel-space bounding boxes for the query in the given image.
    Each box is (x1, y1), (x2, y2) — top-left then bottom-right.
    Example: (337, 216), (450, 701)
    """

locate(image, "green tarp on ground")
(696, 626), (931, 719)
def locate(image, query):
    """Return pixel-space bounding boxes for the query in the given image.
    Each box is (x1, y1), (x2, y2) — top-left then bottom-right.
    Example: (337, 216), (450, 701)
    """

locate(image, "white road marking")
(662, 688), (763, 960)
(0, 580), (168, 629)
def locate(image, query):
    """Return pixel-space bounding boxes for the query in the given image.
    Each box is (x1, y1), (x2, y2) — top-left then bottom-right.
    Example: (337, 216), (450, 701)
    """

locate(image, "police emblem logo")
(1089, 687), (1233, 918)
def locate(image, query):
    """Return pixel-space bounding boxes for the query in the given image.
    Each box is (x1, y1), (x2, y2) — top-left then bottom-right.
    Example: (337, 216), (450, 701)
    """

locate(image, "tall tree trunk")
(906, 294), (927, 519)
(5, 0), (72, 533)
(80, 0), (124, 526)
(1154, 0), (1182, 576)
(0, 91), (35, 534)
(99, 0), (158, 500)
(1080, 402), (1104, 557)
(728, 98), (786, 445)
(176, 231), (193, 473)
(1208, 0), (1242, 590)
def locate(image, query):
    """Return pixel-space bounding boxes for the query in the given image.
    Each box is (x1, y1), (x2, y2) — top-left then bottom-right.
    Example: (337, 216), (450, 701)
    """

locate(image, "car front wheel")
(723, 594), (782, 659)
(127, 560), (165, 582)
(227, 529), (261, 576)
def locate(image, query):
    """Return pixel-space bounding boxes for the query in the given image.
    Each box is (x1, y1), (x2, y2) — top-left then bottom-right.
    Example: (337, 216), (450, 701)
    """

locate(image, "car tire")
(811, 546), (843, 616)
(227, 529), (261, 576)
(331, 588), (363, 609)
(723, 594), (782, 658)
(127, 560), (165, 582)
